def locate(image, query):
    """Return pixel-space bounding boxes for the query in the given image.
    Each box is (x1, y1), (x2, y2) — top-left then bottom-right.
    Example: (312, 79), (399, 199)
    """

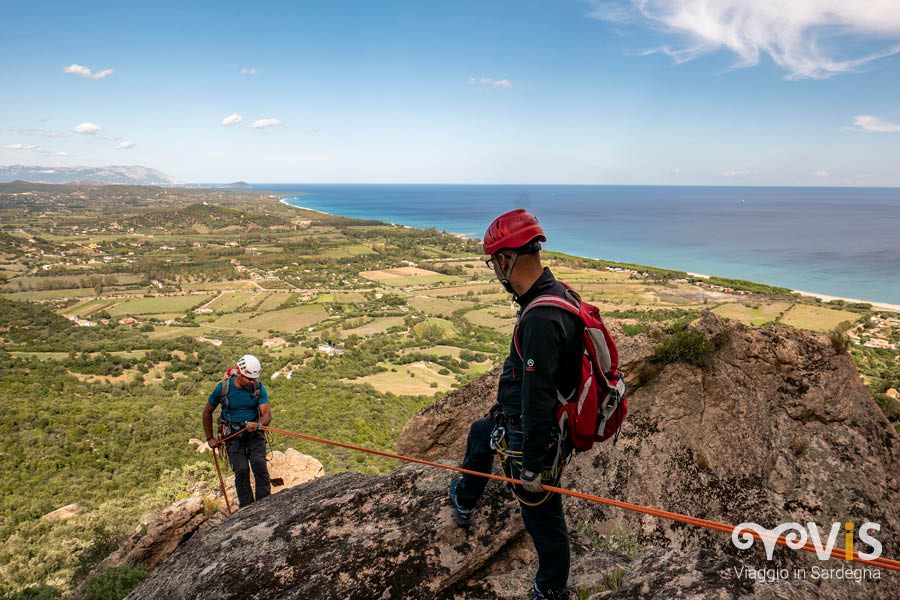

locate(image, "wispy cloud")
(240, 67), (260, 75)
(588, 0), (900, 79)
(12, 128), (66, 138)
(852, 114), (900, 133)
(63, 64), (114, 79)
(250, 118), (283, 129)
(5, 143), (71, 157)
(115, 141), (135, 150)
(722, 169), (749, 177)
(469, 77), (513, 88)
(814, 169), (830, 177)
(221, 113), (243, 127)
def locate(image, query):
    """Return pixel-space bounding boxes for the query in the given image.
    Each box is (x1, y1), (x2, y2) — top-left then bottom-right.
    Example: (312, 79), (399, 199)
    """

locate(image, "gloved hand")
(487, 403), (503, 420)
(521, 470), (543, 493)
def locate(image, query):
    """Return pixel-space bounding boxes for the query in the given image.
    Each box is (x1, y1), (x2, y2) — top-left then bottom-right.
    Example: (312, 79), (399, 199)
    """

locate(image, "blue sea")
(254, 184), (900, 305)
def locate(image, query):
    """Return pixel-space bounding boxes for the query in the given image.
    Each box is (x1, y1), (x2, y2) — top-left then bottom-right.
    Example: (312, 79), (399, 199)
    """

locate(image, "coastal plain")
(1, 182), (898, 594)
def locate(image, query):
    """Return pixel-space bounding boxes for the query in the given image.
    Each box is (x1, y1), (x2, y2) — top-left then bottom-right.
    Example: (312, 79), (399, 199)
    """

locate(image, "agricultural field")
(258, 292), (294, 312)
(206, 291), (256, 312)
(407, 296), (471, 315)
(349, 360), (457, 395)
(713, 302), (791, 326)
(780, 304), (860, 332)
(107, 294), (215, 316)
(464, 306), (518, 334)
(341, 316), (406, 337)
(236, 305), (330, 333)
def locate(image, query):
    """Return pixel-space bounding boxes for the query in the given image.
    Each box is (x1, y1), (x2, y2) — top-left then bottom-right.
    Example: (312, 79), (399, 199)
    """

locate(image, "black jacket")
(497, 268), (583, 473)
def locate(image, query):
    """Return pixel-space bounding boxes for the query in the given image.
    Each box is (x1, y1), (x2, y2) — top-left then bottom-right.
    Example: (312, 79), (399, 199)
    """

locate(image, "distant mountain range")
(0, 165), (180, 186)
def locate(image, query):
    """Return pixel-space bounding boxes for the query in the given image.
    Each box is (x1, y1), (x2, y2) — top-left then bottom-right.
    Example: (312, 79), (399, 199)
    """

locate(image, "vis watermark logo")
(728, 521), (883, 583)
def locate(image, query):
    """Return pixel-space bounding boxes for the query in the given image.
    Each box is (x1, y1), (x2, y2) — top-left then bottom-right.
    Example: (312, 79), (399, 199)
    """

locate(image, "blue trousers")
(455, 417), (570, 593)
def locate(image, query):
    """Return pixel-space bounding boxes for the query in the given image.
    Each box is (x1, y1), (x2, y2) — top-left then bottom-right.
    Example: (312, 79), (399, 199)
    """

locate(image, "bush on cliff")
(651, 323), (715, 367)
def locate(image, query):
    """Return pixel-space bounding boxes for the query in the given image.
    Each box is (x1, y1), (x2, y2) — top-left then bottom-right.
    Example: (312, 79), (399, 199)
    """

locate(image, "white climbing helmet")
(236, 354), (262, 379)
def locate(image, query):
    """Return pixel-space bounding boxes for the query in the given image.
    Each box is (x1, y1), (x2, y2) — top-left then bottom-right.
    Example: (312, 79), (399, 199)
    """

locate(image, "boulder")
(223, 448), (324, 503)
(127, 463), (524, 600)
(41, 503), (79, 520)
(400, 312), (900, 599)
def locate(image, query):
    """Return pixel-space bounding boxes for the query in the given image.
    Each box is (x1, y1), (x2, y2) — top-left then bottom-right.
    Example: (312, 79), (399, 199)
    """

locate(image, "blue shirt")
(207, 377), (269, 423)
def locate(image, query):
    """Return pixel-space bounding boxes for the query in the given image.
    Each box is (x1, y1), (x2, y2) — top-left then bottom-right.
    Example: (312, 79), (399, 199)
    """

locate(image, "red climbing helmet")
(483, 209), (546, 255)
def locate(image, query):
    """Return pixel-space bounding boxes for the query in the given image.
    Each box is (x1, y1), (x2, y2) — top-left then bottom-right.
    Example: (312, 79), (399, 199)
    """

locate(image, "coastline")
(278, 196), (900, 312)
(792, 290), (900, 313)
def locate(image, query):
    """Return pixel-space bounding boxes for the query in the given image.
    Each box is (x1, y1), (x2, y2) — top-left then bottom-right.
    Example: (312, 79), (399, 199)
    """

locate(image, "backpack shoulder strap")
(220, 377), (231, 423)
(513, 293), (583, 358)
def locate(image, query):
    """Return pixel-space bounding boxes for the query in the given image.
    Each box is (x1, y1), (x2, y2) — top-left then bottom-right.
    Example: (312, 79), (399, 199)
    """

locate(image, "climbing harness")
(489, 414), (572, 507)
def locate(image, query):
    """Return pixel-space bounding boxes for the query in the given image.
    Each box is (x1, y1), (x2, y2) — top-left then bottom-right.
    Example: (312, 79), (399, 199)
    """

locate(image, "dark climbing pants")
(226, 431), (271, 507)
(455, 417), (570, 594)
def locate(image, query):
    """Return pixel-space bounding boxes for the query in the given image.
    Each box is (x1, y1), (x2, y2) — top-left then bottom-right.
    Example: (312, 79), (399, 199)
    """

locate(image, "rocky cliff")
(126, 313), (900, 599)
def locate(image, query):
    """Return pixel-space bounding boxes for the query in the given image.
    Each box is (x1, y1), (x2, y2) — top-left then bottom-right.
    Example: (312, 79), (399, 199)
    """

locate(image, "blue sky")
(2, 0), (899, 185)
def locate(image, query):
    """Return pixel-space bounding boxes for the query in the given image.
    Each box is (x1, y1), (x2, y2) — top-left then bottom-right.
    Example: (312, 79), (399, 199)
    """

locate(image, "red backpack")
(514, 286), (627, 451)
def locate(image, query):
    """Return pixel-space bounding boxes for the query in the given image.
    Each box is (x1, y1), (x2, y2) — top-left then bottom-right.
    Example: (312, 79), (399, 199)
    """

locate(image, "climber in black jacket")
(449, 209), (582, 600)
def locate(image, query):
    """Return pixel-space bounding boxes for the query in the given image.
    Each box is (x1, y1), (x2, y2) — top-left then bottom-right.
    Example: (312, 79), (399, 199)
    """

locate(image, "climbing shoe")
(448, 478), (475, 526)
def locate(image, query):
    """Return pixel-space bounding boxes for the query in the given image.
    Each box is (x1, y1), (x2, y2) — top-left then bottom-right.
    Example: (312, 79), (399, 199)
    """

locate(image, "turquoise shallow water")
(254, 184), (900, 305)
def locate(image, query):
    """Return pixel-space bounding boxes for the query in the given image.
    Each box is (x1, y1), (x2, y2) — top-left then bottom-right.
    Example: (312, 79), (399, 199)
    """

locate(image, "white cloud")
(250, 118), (283, 129)
(73, 122), (103, 135)
(116, 141), (135, 150)
(722, 169), (749, 177)
(63, 64), (114, 79)
(589, 0), (900, 79)
(670, 168), (682, 175)
(240, 67), (260, 75)
(852, 114), (900, 133)
(5, 143), (39, 150)
(470, 77), (513, 88)
(815, 169), (830, 177)
(221, 113), (244, 127)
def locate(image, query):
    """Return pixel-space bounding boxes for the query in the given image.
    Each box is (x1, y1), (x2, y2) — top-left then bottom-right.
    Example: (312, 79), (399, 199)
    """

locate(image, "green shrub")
(651, 325), (714, 367)
(829, 331), (849, 353)
(73, 525), (126, 583)
(1, 584), (64, 600)
(622, 324), (649, 337)
(80, 566), (147, 600)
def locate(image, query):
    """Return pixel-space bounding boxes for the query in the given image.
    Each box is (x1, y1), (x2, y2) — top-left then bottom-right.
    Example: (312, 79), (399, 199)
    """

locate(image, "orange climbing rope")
(207, 424), (900, 572)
